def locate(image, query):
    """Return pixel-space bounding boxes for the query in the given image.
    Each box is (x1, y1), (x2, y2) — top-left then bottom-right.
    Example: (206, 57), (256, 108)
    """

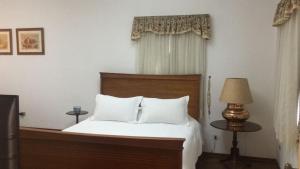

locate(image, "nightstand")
(210, 120), (262, 169)
(66, 111), (88, 124)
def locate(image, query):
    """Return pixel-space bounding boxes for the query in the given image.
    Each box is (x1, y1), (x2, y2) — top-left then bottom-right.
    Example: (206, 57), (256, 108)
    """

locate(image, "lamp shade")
(220, 78), (253, 104)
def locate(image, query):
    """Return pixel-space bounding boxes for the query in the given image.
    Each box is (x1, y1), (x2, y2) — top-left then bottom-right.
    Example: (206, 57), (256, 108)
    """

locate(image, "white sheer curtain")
(136, 32), (206, 75)
(136, 32), (206, 117)
(274, 11), (300, 168)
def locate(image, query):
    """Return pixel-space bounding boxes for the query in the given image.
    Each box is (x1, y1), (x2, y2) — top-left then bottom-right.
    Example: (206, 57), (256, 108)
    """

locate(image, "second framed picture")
(16, 28), (45, 55)
(0, 29), (13, 55)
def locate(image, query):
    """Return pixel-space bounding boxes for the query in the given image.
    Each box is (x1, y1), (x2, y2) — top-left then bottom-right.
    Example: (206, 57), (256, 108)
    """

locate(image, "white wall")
(0, 0), (278, 159)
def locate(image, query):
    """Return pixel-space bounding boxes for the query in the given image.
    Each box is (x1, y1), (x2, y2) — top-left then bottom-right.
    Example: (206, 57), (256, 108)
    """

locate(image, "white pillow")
(139, 96), (189, 124)
(91, 94), (143, 122)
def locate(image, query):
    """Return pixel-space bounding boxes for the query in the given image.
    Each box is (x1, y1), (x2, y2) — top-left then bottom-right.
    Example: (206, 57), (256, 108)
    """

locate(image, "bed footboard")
(20, 127), (184, 169)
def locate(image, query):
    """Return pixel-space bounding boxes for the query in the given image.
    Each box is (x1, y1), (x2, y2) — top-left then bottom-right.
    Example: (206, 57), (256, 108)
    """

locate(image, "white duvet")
(63, 117), (203, 169)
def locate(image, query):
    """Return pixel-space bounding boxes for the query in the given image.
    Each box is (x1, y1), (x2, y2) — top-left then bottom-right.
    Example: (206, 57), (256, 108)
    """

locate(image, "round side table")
(66, 111), (88, 124)
(210, 120), (262, 169)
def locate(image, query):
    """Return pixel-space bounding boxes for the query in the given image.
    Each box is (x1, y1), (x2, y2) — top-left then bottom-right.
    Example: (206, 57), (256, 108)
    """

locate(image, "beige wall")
(0, 0), (278, 159)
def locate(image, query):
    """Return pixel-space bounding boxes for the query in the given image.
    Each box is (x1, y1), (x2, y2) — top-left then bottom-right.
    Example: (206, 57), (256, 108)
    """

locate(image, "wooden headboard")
(100, 72), (201, 120)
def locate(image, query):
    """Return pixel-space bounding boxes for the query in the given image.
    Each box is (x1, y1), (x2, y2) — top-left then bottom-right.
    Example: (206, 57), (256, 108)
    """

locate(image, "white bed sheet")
(63, 117), (203, 169)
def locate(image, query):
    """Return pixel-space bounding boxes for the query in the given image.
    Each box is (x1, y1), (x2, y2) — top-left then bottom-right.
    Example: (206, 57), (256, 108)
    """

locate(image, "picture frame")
(0, 29), (13, 55)
(16, 28), (45, 55)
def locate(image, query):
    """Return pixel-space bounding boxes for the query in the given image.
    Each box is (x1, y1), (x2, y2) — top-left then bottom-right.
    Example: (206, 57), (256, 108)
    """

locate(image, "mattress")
(63, 117), (203, 169)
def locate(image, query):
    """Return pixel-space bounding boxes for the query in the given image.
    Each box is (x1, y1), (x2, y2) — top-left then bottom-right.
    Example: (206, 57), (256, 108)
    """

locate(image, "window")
(131, 14), (211, 116)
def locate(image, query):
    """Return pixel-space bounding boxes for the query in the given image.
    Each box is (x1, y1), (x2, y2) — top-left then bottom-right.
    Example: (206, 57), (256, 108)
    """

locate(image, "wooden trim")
(100, 72), (201, 120)
(21, 127), (184, 150)
(20, 127), (184, 169)
(100, 72), (202, 81)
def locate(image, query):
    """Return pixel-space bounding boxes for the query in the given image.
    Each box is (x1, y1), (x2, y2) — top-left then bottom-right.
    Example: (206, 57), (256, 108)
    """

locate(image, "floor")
(196, 153), (279, 169)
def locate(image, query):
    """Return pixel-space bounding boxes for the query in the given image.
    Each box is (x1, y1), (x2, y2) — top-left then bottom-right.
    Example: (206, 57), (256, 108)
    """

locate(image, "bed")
(20, 72), (202, 169)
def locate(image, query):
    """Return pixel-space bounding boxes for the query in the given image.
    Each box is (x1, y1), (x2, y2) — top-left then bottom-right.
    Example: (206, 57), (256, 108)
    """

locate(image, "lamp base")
(222, 103), (249, 127)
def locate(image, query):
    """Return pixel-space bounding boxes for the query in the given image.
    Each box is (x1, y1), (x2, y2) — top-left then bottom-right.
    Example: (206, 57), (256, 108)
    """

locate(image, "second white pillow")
(92, 94), (143, 122)
(139, 96), (189, 124)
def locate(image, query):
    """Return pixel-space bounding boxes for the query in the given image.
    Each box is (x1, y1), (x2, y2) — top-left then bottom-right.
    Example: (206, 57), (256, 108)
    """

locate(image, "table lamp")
(220, 78), (253, 127)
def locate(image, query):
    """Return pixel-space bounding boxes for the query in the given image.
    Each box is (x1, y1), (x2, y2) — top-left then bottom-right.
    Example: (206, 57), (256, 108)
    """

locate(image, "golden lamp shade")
(220, 78), (253, 126)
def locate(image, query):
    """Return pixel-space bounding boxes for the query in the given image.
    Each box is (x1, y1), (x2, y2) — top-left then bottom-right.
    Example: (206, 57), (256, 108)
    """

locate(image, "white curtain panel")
(274, 11), (300, 168)
(136, 32), (206, 75)
(136, 32), (206, 117)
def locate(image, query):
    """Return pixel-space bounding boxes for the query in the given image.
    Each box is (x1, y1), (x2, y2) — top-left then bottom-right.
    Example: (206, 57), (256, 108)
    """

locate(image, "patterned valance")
(273, 0), (300, 26)
(131, 14), (211, 40)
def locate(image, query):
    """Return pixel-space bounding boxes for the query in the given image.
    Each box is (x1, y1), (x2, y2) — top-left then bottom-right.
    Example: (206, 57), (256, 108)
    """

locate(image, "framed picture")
(0, 29), (13, 55)
(16, 28), (45, 55)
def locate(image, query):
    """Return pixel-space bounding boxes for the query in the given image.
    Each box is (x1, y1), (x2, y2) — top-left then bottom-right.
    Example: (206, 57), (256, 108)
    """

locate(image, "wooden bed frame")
(20, 72), (201, 169)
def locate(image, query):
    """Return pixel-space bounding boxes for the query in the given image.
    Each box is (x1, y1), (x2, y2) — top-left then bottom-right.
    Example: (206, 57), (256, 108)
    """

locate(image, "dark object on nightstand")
(0, 95), (20, 169)
(66, 111), (88, 124)
(210, 120), (262, 169)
